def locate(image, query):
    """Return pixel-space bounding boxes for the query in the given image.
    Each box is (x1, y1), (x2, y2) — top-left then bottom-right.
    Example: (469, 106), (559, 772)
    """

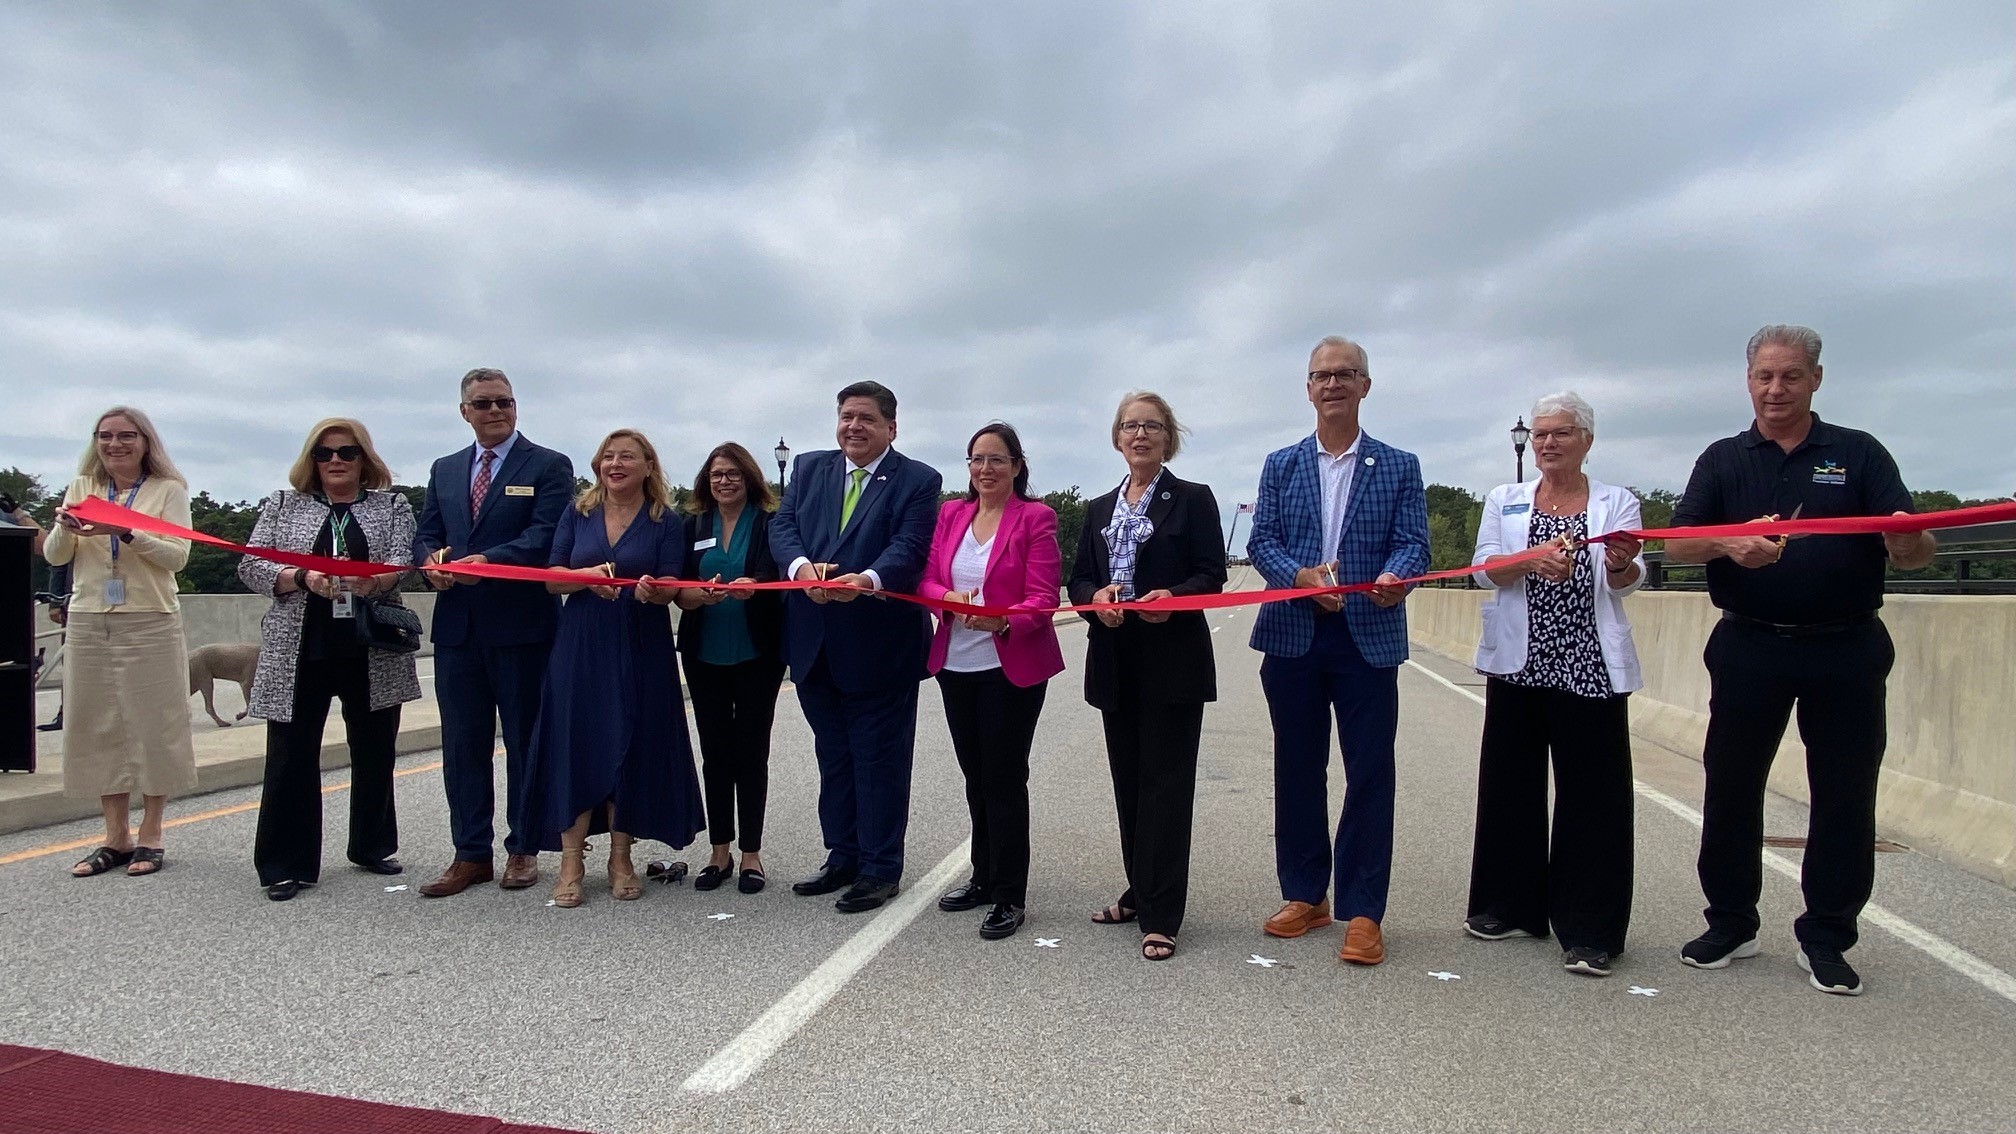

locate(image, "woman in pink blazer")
(921, 422), (1066, 940)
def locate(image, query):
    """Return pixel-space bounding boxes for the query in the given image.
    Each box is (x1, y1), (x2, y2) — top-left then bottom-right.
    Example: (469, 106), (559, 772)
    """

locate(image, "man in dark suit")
(770, 381), (941, 913)
(1246, 336), (1430, 966)
(412, 367), (575, 898)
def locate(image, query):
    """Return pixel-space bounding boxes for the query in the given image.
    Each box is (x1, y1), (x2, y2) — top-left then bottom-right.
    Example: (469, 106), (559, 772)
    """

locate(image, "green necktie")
(840, 467), (868, 531)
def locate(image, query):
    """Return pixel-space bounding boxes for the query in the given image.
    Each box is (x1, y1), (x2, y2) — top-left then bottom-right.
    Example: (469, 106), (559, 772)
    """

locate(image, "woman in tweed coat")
(238, 418), (422, 901)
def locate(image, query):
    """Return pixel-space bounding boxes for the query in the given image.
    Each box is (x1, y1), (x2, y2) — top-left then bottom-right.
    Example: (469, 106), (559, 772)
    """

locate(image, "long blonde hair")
(287, 417), (396, 494)
(77, 405), (188, 488)
(575, 429), (672, 521)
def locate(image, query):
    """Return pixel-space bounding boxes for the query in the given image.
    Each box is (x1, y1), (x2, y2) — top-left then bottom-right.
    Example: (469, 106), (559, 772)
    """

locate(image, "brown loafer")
(499, 854), (541, 890)
(1263, 899), (1333, 939)
(418, 860), (495, 898)
(1339, 916), (1385, 965)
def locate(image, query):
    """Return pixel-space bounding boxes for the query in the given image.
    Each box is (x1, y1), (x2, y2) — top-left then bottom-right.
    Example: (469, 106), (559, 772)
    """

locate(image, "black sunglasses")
(465, 397), (516, 411)
(312, 445), (364, 463)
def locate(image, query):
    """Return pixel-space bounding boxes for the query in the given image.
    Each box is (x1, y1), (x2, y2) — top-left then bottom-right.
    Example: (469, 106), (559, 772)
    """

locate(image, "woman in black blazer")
(1068, 391), (1226, 960)
(675, 443), (787, 894)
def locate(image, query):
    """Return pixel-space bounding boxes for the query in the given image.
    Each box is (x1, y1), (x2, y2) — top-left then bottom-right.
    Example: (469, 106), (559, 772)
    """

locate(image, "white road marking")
(1035, 937), (1061, 948)
(1404, 659), (2016, 1006)
(1429, 970), (1462, 981)
(682, 839), (972, 1094)
(1246, 954), (1279, 968)
(1629, 986), (1660, 997)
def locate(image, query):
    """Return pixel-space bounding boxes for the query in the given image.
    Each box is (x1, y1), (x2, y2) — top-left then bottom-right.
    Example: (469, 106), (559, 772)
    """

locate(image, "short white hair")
(1310, 335), (1369, 377)
(1746, 324), (1822, 369)
(1530, 391), (1595, 434)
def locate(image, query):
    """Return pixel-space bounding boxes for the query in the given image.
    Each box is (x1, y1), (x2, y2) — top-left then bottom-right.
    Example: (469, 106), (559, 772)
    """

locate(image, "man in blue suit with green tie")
(771, 381), (942, 913)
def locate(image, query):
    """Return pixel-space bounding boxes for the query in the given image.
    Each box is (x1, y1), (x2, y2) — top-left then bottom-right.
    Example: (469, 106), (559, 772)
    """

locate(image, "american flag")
(1236, 502), (1254, 514)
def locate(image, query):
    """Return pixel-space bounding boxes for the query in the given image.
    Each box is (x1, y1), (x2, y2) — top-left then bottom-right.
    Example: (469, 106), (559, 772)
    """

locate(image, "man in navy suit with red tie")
(771, 381), (942, 913)
(412, 368), (575, 898)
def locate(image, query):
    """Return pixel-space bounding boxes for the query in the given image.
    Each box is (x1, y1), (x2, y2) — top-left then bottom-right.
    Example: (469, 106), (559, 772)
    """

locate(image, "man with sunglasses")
(412, 368), (575, 898)
(1246, 335), (1429, 966)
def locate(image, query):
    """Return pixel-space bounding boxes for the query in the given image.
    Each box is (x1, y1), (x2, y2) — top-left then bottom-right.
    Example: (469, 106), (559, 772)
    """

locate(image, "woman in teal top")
(676, 443), (787, 894)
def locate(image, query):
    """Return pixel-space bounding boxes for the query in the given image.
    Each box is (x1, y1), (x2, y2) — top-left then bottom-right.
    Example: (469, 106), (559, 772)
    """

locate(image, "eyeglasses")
(1308, 369), (1365, 385)
(95, 430), (141, 444)
(707, 470), (744, 482)
(1117, 421), (1167, 436)
(966, 455), (1015, 469)
(464, 397), (516, 411)
(1530, 428), (1585, 445)
(312, 445), (364, 463)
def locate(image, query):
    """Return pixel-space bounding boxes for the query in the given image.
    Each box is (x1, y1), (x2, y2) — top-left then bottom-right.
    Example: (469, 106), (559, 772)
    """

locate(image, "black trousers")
(686, 657), (786, 853)
(1466, 678), (1634, 954)
(255, 657), (401, 886)
(1100, 670), (1204, 939)
(937, 668), (1048, 906)
(1698, 617), (1893, 952)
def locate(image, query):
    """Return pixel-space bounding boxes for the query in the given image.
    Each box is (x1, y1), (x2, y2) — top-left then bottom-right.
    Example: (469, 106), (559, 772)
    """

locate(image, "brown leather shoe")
(418, 860), (494, 898)
(1263, 899), (1333, 938)
(1339, 916), (1385, 965)
(499, 854), (541, 890)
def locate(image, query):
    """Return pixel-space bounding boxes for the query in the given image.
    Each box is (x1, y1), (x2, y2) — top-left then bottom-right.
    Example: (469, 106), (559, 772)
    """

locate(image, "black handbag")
(354, 596), (423, 655)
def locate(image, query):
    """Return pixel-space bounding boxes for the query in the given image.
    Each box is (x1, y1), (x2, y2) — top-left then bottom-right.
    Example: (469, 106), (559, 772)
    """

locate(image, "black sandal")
(1091, 902), (1137, 925)
(71, 846), (134, 878)
(1141, 933), (1176, 961)
(127, 847), (165, 876)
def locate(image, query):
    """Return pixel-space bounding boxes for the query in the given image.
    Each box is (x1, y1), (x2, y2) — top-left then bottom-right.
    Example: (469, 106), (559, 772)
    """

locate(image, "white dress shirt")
(787, 447), (890, 591)
(469, 430), (520, 490)
(1316, 432), (1360, 564)
(942, 527), (1000, 673)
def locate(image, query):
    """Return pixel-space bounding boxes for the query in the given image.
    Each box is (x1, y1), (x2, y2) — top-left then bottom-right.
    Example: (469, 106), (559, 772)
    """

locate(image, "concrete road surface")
(3, 604), (2013, 1133)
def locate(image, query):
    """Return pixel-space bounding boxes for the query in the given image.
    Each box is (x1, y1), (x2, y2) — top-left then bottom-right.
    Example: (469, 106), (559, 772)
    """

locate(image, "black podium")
(1, 525), (33, 771)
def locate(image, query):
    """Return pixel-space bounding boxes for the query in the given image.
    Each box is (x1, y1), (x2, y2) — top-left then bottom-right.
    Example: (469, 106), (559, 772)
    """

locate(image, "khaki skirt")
(62, 612), (198, 799)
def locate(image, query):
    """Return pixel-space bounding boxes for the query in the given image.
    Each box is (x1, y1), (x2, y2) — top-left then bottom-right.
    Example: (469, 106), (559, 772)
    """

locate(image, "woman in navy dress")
(524, 428), (705, 907)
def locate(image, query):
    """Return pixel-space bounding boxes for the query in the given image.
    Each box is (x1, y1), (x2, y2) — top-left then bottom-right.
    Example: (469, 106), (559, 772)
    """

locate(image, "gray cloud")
(5, 1), (2012, 546)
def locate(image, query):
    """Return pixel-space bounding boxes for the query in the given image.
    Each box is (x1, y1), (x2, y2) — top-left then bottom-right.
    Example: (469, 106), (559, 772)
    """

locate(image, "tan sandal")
(552, 848), (586, 909)
(609, 834), (642, 901)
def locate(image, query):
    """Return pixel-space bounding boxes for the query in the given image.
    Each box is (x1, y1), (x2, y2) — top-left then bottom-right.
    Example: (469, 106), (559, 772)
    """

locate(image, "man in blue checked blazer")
(1246, 335), (1430, 965)
(770, 380), (942, 914)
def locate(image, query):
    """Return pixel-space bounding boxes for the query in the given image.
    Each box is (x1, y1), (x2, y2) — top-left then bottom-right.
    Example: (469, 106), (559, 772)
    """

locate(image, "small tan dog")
(188, 642), (259, 727)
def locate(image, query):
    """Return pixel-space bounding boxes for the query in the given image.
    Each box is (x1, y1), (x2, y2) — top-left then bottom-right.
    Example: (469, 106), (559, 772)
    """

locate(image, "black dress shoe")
(353, 857), (403, 876)
(792, 863), (859, 896)
(937, 882), (991, 912)
(738, 868), (766, 894)
(834, 876), (899, 913)
(266, 880), (305, 902)
(979, 903), (1026, 940)
(695, 863), (732, 892)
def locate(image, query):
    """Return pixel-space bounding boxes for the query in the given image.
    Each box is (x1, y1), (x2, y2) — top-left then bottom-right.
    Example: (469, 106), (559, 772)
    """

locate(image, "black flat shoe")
(793, 863), (859, 896)
(695, 863), (733, 892)
(353, 857), (403, 876)
(979, 903), (1026, 940)
(738, 868), (766, 894)
(834, 875), (899, 913)
(266, 880), (306, 902)
(937, 882), (990, 912)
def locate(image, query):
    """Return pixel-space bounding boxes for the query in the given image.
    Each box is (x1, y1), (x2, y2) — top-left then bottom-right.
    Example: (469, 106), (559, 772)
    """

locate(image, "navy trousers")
(795, 653), (921, 884)
(1260, 612), (1400, 922)
(435, 640), (549, 862)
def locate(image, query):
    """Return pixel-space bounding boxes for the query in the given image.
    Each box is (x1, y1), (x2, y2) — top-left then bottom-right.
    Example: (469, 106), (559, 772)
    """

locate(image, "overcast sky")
(5, 1), (2012, 548)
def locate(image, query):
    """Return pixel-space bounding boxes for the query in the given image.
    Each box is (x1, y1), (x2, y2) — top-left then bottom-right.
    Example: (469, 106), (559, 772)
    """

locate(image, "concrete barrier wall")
(1408, 588), (2016, 889)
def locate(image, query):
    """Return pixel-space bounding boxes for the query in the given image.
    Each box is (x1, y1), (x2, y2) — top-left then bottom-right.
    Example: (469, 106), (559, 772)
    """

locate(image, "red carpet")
(0, 1044), (589, 1134)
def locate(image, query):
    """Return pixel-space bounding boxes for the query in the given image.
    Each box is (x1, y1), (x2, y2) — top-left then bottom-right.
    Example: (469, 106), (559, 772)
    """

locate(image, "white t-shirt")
(943, 527), (1000, 673)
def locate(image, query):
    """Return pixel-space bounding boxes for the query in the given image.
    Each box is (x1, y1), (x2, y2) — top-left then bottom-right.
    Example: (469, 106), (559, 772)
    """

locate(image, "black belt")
(1720, 610), (1877, 637)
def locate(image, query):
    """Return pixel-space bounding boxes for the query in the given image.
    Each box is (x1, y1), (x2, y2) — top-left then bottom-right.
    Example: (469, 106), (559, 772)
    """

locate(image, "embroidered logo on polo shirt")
(1811, 460), (1848, 486)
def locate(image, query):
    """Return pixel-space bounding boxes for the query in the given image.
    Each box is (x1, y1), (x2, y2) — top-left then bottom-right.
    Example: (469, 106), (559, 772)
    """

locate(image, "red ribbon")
(63, 494), (2016, 619)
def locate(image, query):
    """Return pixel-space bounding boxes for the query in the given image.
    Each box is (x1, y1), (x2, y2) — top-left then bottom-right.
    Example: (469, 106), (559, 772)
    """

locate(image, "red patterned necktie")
(471, 448), (497, 515)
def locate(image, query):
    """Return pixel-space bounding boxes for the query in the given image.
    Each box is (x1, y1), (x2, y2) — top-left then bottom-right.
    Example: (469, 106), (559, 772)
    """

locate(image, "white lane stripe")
(681, 839), (973, 1094)
(1402, 659), (2016, 1005)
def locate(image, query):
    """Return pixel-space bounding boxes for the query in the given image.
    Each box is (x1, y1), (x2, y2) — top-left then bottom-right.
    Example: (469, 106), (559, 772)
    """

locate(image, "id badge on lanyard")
(328, 504), (356, 619)
(103, 476), (146, 607)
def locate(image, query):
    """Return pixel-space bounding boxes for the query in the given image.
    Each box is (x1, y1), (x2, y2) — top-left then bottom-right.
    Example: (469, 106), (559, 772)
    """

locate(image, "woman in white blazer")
(1463, 391), (1646, 978)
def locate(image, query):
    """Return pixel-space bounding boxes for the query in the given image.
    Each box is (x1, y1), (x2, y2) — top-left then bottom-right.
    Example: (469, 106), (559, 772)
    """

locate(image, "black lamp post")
(1510, 417), (1531, 483)
(773, 436), (790, 488)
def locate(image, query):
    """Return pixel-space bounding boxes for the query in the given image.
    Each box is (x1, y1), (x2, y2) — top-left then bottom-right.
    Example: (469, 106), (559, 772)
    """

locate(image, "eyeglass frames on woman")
(707, 470), (744, 482)
(966, 455), (1017, 469)
(1116, 421), (1166, 435)
(464, 397), (515, 411)
(311, 445), (365, 462)
(95, 430), (141, 444)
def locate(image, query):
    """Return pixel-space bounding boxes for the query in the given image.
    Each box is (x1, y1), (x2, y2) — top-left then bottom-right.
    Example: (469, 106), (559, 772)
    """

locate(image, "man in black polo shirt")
(1666, 324), (1934, 996)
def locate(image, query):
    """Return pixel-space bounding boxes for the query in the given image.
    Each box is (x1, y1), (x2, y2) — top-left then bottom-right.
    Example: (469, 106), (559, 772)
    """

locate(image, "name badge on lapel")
(694, 538), (718, 551)
(1503, 503), (1531, 515)
(504, 485), (535, 497)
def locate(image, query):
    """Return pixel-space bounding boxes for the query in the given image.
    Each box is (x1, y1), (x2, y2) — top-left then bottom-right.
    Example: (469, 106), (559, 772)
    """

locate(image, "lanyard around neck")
(107, 475), (146, 566)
